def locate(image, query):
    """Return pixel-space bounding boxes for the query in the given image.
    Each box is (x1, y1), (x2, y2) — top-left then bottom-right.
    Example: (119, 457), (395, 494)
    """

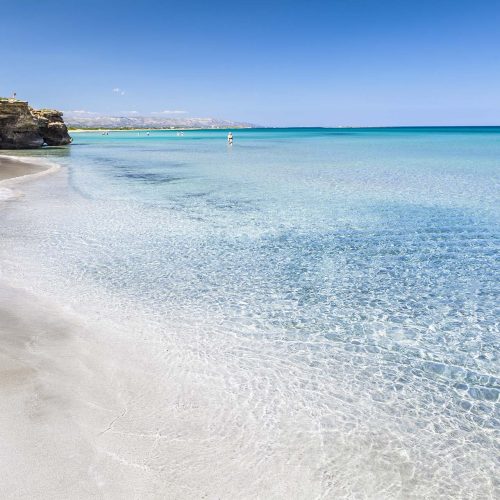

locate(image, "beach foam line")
(0, 154), (61, 202)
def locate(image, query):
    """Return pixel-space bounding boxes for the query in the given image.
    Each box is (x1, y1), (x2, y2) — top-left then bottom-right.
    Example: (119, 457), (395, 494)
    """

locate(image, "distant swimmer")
(227, 131), (233, 145)
(146, 131), (150, 136)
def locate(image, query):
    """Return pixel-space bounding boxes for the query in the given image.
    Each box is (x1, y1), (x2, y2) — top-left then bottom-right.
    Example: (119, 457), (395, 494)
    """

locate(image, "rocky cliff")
(0, 98), (71, 149)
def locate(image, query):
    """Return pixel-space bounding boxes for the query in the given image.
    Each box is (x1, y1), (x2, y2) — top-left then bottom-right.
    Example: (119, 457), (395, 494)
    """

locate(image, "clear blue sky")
(1, 0), (499, 126)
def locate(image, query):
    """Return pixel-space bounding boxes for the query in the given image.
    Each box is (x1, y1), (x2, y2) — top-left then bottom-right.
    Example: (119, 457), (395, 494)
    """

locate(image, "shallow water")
(1, 128), (499, 498)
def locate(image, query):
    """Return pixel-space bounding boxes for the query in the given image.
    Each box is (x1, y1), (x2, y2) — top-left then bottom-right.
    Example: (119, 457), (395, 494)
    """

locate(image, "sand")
(0, 283), (106, 497)
(0, 155), (60, 202)
(0, 155), (47, 181)
(0, 156), (112, 496)
(0, 158), (175, 497)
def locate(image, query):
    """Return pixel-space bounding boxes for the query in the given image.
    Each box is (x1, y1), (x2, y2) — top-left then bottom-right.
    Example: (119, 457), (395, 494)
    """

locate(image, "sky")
(1, 0), (499, 126)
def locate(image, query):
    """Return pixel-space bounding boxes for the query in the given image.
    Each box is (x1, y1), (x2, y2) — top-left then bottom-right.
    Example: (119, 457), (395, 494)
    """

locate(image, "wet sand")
(0, 154), (62, 189)
(0, 159), (175, 497)
(0, 275), (206, 498)
(0, 156), (112, 496)
(0, 283), (107, 497)
(0, 155), (60, 205)
(0, 155), (47, 181)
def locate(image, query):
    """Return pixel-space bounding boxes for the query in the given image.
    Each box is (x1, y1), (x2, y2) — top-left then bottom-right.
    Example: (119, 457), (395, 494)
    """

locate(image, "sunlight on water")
(1, 128), (499, 498)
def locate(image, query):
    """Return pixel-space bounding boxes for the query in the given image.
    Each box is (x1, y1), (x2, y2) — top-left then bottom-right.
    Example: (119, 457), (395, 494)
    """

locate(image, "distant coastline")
(69, 126), (254, 132)
(69, 125), (500, 132)
(64, 113), (257, 130)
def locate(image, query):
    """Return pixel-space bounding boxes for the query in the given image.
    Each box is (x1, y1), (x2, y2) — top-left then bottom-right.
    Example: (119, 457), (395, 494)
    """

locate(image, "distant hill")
(65, 113), (256, 130)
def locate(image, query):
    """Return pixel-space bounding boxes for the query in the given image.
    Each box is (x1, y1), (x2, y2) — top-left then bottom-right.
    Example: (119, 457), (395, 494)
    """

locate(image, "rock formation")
(31, 108), (72, 146)
(0, 99), (43, 149)
(0, 98), (71, 149)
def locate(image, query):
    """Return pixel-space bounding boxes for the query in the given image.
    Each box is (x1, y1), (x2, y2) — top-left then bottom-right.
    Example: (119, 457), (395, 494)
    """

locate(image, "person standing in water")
(227, 131), (233, 145)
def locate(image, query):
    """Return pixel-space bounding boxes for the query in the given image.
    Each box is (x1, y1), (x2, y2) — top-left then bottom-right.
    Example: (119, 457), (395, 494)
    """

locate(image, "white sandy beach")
(0, 282), (108, 497)
(0, 157), (123, 496)
(0, 156), (100, 496)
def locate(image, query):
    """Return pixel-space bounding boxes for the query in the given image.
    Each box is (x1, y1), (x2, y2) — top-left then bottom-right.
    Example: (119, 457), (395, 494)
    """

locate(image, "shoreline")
(0, 154), (60, 185)
(69, 126), (254, 132)
(0, 159), (131, 496)
(0, 154), (60, 201)
(0, 157), (93, 494)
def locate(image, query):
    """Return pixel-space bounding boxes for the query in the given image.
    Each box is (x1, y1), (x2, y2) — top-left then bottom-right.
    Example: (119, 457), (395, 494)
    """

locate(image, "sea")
(0, 127), (498, 498)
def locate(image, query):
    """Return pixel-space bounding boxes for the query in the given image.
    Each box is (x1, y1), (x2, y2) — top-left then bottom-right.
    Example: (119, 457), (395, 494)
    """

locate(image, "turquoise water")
(1, 128), (499, 497)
